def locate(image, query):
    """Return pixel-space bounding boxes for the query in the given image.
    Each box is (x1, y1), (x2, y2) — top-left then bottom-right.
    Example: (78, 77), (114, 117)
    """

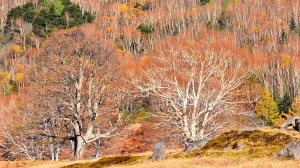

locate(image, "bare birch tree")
(130, 36), (251, 142)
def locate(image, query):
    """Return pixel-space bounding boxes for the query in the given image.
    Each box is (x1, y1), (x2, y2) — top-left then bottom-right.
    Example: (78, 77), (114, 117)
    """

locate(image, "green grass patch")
(122, 108), (155, 123)
(63, 155), (148, 168)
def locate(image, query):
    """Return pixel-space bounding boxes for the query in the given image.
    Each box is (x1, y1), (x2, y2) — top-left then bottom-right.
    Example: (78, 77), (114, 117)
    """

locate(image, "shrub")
(137, 24), (154, 34)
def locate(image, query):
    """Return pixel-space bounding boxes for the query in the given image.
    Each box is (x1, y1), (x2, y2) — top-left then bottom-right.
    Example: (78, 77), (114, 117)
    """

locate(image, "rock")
(286, 125), (295, 131)
(184, 139), (209, 152)
(295, 119), (300, 131)
(280, 116), (300, 129)
(238, 126), (257, 133)
(233, 142), (245, 150)
(223, 146), (232, 150)
(150, 142), (166, 160)
(276, 141), (300, 159)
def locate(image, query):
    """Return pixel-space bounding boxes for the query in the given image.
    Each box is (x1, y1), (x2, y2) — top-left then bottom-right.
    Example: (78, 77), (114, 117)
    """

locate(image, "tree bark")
(73, 135), (85, 160)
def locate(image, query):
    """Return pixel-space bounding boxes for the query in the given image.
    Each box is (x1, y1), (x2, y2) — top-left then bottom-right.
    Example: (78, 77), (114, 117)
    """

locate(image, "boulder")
(280, 116), (300, 129)
(150, 142), (166, 160)
(223, 146), (232, 150)
(295, 119), (300, 131)
(276, 141), (300, 159)
(238, 126), (257, 133)
(184, 139), (208, 152)
(233, 142), (245, 150)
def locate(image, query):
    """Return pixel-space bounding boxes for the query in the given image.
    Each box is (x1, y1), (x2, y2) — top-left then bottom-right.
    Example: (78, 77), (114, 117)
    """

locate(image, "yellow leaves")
(14, 73), (23, 82)
(141, 56), (150, 62)
(11, 44), (23, 55)
(93, 75), (107, 84)
(119, 3), (143, 19)
(85, 59), (91, 69)
(280, 54), (291, 67)
(195, 55), (202, 62)
(132, 7), (144, 16)
(124, 13), (134, 19)
(290, 96), (300, 116)
(121, 4), (128, 12)
(255, 87), (279, 125)
(251, 26), (259, 33)
(15, 64), (24, 71)
(106, 27), (113, 31)
(100, 76), (107, 84)
(277, 19), (283, 25)
(0, 71), (10, 80)
(0, 71), (10, 86)
(283, 25), (289, 31)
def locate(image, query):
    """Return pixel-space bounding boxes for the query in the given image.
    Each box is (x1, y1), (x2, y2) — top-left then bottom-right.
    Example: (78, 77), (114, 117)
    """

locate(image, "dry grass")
(259, 127), (300, 139)
(0, 160), (57, 168)
(109, 157), (300, 168)
(2, 157), (300, 168)
(0, 159), (100, 168)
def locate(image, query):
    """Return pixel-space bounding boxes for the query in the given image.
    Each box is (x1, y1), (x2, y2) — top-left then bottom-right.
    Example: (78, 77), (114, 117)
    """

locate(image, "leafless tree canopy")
(130, 35), (251, 141)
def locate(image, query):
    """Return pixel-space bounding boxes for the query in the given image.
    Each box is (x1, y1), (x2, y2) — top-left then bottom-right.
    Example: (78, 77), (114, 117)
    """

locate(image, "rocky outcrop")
(150, 142), (166, 160)
(280, 116), (300, 129)
(276, 141), (300, 159)
(238, 126), (257, 133)
(184, 139), (209, 152)
(295, 119), (300, 131)
(232, 142), (245, 150)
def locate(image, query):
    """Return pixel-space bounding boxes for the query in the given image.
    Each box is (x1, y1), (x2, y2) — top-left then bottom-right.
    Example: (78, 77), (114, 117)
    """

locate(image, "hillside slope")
(62, 128), (300, 168)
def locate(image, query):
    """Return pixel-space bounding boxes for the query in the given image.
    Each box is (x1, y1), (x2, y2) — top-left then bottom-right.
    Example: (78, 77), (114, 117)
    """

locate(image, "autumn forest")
(0, 0), (300, 165)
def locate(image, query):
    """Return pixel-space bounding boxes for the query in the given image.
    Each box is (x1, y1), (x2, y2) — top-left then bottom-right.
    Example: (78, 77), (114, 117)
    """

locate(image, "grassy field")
(108, 157), (300, 168)
(1, 127), (300, 168)
(1, 156), (300, 168)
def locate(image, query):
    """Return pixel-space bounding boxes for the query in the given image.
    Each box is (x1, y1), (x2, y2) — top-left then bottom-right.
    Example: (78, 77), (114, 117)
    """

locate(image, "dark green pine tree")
(278, 93), (293, 114)
(279, 29), (287, 44)
(200, 0), (210, 5)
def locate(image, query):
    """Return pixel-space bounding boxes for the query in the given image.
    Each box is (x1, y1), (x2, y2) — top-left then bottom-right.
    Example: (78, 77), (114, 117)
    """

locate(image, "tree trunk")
(183, 115), (200, 142)
(54, 145), (60, 161)
(73, 136), (85, 160)
(50, 144), (55, 161)
(183, 115), (192, 141)
(94, 139), (101, 159)
(50, 143), (60, 161)
(190, 120), (198, 140)
(198, 128), (205, 140)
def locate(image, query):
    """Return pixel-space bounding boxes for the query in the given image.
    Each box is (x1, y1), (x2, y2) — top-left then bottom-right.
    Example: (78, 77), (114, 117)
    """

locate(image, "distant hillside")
(1, 0), (300, 163)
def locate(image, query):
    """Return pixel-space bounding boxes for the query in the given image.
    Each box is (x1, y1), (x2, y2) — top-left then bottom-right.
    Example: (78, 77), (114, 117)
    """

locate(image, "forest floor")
(1, 127), (300, 168)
